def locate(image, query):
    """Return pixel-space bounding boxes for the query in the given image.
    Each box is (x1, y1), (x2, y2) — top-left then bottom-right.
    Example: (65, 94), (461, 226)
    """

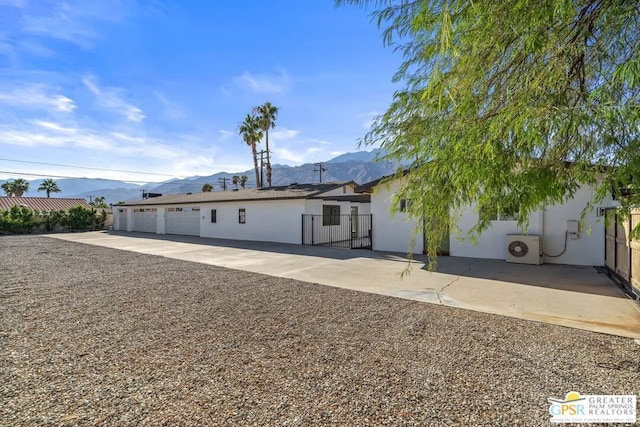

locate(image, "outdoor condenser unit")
(505, 234), (543, 265)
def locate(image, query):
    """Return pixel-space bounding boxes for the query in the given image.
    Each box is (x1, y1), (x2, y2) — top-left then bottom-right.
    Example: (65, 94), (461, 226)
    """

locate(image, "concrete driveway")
(48, 231), (640, 339)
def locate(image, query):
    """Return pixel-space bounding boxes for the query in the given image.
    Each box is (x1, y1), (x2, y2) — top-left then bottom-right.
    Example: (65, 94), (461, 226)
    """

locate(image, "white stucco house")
(358, 175), (615, 266)
(113, 182), (372, 248)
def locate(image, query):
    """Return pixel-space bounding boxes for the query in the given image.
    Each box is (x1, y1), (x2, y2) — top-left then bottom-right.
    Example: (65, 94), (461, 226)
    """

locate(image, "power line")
(0, 170), (152, 184)
(0, 157), (179, 177)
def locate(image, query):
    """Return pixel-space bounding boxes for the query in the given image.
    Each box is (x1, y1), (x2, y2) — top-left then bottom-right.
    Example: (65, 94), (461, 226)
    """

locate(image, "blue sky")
(0, 0), (400, 182)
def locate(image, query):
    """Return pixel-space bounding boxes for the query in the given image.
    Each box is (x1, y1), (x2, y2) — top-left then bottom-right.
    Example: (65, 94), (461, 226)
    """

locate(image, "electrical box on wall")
(567, 220), (580, 238)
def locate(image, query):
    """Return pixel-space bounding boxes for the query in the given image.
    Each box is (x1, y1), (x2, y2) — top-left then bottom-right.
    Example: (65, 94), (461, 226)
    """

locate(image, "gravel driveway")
(2, 235), (639, 426)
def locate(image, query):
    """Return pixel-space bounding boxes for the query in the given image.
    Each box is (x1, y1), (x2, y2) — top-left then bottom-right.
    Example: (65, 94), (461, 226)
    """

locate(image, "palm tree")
(232, 175), (240, 189)
(37, 178), (61, 198)
(1, 178), (29, 197)
(240, 175), (248, 189)
(239, 114), (263, 188)
(1, 181), (14, 197)
(12, 178), (29, 197)
(253, 101), (278, 187)
(202, 183), (213, 192)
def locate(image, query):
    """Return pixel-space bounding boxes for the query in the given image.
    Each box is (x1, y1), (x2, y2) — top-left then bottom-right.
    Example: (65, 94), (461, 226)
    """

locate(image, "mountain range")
(1, 149), (398, 206)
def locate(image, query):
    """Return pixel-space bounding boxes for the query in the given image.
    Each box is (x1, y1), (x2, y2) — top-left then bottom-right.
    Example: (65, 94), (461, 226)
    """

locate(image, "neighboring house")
(113, 182), (371, 247)
(358, 175), (615, 267)
(0, 197), (92, 211)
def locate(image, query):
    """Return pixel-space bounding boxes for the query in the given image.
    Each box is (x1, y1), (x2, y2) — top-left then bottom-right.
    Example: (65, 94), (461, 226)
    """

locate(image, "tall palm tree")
(37, 178), (61, 198)
(202, 183), (213, 192)
(232, 175), (240, 189)
(240, 175), (248, 189)
(239, 114), (263, 188)
(253, 101), (278, 187)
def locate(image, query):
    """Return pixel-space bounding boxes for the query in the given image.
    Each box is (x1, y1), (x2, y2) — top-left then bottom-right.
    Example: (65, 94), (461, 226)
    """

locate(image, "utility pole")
(314, 162), (327, 183)
(218, 177), (230, 191)
(88, 195), (95, 202)
(258, 149), (267, 188)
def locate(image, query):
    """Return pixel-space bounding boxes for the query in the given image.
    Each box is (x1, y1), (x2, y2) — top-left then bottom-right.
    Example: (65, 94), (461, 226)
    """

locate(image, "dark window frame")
(322, 205), (340, 226)
(211, 209), (217, 223)
(239, 208), (246, 224)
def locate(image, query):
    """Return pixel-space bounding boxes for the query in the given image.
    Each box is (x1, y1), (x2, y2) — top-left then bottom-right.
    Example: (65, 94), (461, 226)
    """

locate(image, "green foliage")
(64, 206), (97, 231)
(202, 183), (214, 192)
(339, 0), (640, 264)
(89, 196), (108, 209)
(0, 206), (105, 234)
(0, 206), (34, 233)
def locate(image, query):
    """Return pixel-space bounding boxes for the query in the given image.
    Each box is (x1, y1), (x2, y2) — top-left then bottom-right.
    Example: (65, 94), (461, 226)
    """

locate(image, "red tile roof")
(0, 197), (92, 212)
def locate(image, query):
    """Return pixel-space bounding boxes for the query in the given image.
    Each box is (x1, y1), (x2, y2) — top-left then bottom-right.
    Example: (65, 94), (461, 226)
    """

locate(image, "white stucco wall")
(319, 185), (355, 196)
(370, 180), (423, 254)
(450, 185), (613, 266)
(450, 207), (543, 260)
(200, 199), (305, 244)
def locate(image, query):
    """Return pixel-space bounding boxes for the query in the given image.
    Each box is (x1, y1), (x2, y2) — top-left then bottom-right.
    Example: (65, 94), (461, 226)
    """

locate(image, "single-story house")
(0, 196), (92, 211)
(358, 175), (615, 266)
(113, 182), (372, 247)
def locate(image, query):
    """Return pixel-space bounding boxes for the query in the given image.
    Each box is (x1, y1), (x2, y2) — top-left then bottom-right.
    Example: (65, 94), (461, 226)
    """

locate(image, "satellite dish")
(508, 240), (529, 257)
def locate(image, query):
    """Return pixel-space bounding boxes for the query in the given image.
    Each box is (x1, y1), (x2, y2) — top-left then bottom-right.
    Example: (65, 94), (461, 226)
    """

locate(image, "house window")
(399, 199), (413, 212)
(211, 209), (217, 223)
(239, 208), (246, 224)
(323, 205), (340, 226)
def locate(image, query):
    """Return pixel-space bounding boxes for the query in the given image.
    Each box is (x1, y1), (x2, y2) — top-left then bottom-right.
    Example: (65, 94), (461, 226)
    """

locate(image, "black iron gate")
(604, 208), (639, 299)
(302, 214), (372, 249)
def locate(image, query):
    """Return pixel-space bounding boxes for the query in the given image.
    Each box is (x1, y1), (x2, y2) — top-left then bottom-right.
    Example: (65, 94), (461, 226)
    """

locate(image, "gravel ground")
(1, 235), (639, 426)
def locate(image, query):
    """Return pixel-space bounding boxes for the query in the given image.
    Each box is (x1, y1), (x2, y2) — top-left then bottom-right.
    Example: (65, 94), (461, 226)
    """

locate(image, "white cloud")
(32, 120), (77, 133)
(219, 129), (234, 141)
(19, 0), (133, 48)
(0, 85), (76, 112)
(83, 76), (145, 123)
(275, 146), (324, 164)
(232, 69), (290, 94)
(271, 128), (300, 141)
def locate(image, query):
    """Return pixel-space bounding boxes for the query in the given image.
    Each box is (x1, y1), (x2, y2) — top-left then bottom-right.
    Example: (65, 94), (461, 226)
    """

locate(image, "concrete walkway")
(48, 231), (640, 339)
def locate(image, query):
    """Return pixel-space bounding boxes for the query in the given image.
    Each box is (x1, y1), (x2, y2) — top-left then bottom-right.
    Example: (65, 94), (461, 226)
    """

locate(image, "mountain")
(326, 148), (385, 164)
(144, 151), (400, 197)
(1, 150), (400, 205)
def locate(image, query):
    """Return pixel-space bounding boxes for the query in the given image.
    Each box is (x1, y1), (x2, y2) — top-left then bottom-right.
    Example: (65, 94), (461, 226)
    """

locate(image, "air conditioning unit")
(505, 234), (542, 265)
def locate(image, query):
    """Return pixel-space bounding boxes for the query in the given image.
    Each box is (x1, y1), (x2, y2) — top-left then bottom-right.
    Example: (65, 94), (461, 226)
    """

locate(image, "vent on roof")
(232, 188), (239, 192)
(186, 192), (192, 195)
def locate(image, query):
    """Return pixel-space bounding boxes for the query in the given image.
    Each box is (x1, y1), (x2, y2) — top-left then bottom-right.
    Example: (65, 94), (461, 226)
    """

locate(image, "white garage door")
(132, 208), (157, 233)
(117, 208), (127, 230)
(166, 207), (200, 236)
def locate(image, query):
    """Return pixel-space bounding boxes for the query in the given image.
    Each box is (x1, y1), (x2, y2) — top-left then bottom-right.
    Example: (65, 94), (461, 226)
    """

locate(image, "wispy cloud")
(153, 91), (185, 119)
(219, 129), (234, 141)
(0, 85), (76, 112)
(232, 68), (290, 94)
(83, 76), (145, 123)
(275, 146), (324, 164)
(19, 0), (133, 48)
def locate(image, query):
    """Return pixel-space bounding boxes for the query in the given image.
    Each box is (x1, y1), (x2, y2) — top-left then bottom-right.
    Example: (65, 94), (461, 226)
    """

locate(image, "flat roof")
(122, 182), (356, 206)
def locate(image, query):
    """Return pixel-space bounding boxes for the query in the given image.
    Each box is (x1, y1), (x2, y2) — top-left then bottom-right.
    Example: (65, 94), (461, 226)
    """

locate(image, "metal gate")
(604, 208), (639, 299)
(302, 214), (372, 249)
